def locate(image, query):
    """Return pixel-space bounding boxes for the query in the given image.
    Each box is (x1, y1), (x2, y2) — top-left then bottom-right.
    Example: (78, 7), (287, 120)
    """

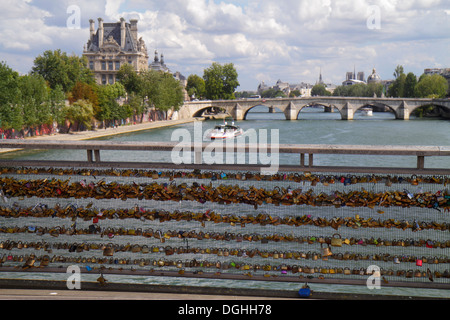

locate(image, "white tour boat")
(360, 107), (373, 116)
(208, 121), (243, 140)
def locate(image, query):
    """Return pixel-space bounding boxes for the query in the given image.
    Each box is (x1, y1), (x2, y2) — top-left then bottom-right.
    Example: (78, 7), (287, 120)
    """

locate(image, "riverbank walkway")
(0, 118), (197, 154)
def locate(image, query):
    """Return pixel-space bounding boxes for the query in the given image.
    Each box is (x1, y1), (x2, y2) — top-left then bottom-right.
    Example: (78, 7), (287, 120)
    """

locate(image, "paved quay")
(0, 118), (197, 154)
(0, 289), (293, 300)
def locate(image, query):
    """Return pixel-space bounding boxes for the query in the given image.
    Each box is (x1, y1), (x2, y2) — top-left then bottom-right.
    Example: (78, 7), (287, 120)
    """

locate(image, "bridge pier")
(340, 102), (354, 120)
(231, 103), (244, 121)
(395, 101), (410, 120)
(324, 106), (334, 113)
(284, 102), (298, 120)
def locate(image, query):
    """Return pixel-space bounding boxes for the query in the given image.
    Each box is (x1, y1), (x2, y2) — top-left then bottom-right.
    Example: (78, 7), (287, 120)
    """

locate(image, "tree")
(96, 82), (127, 125)
(62, 99), (94, 132)
(203, 62), (239, 100)
(47, 84), (66, 126)
(69, 82), (99, 116)
(140, 70), (184, 113)
(31, 49), (94, 92)
(311, 84), (331, 96)
(17, 74), (51, 129)
(414, 74), (449, 98)
(186, 74), (206, 100)
(388, 73), (406, 97)
(0, 61), (21, 130)
(393, 65), (404, 79)
(404, 72), (418, 98)
(117, 63), (142, 94)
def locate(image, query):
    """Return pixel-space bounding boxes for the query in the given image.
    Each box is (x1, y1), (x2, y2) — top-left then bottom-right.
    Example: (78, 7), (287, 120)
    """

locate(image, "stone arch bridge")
(179, 97), (450, 120)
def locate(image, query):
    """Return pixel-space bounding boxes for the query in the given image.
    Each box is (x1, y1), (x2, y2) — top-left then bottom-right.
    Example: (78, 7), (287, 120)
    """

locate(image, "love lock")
(331, 233), (343, 247)
(321, 243), (332, 258)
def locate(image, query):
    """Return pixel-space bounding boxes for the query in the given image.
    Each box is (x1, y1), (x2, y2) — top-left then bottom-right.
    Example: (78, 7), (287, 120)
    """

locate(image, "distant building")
(149, 49), (170, 73)
(83, 18), (149, 85)
(342, 68), (366, 86)
(367, 68), (382, 84)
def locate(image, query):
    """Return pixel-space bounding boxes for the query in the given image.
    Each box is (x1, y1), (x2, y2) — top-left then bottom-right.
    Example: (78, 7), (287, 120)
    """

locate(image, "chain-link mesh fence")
(0, 166), (448, 289)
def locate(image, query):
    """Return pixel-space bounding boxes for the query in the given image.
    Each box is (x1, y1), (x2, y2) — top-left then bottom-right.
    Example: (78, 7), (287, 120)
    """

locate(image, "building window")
(89, 61), (94, 70)
(108, 61), (114, 71)
(101, 61), (106, 71)
(109, 75), (114, 84)
(102, 75), (107, 85)
(115, 61), (120, 70)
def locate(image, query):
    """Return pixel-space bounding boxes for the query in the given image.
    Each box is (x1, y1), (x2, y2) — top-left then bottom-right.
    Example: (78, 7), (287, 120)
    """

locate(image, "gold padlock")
(321, 243), (332, 257)
(331, 233), (343, 247)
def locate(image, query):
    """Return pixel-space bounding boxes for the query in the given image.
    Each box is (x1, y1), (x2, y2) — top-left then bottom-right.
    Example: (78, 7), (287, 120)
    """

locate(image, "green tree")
(17, 74), (51, 129)
(117, 63), (142, 94)
(203, 62), (239, 100)
(415, 74), (449, 98)
(289, 90), (301, 97)
(404, 72), (418, 98)
(365, 82), (384, 97)
(388, 73), (406, 97)
(0, 61), (21, 130)
(47, 84), (66, 126)
(186, 74), (206, 100)
(393, 65), (404, 79)
(311, 84), (331, 96)
(96, 82), (127, 126)
(140, 70), (184, 113)
(31, 49), (94, 92)
(63, 99), (94, 132)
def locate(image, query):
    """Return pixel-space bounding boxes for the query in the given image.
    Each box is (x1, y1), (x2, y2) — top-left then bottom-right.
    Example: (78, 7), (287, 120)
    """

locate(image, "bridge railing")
(0, 140), (449, 174)
(0, 141), (449, 294)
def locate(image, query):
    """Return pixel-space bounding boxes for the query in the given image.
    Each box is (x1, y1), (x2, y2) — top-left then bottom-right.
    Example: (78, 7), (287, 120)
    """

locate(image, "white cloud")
(0, 0), (448, 90)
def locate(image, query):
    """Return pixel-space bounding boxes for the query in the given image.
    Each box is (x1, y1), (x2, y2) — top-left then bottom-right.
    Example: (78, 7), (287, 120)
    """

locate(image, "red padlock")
(416, 259), (423, 266)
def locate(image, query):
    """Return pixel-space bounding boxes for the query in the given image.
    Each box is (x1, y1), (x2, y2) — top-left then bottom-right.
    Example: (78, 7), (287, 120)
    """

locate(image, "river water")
(1, 106), (450, 298)
(3, 106), (450, 169)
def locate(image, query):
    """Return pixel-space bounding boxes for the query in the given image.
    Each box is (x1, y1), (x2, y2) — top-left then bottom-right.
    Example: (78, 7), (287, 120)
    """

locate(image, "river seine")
(3, 106), (449, 169)
(1, 106), (449, 298)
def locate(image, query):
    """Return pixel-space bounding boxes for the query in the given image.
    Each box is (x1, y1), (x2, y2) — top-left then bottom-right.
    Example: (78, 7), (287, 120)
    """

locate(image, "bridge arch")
(409, 102), (450, 118)
(243, 104), (284, 120)
(295, 102), (339, 120)
(192, 106), (231, 118)
(354, 103), (397, 119)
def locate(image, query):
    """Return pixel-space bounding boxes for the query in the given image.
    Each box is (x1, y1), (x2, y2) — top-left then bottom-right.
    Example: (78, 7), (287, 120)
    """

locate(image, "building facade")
(83, 18), (149, 85)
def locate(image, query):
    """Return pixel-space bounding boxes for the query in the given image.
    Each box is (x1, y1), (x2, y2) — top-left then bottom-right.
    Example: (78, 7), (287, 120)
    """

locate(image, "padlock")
(103, 245), (114, 257)
(321, 243), (332, 257)
(331, 233), (342, 247)
(416, 259), (423, 267)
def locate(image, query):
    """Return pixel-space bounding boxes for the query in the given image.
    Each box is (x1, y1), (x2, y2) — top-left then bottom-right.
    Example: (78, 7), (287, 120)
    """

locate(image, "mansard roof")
(87, 22), (138, 53)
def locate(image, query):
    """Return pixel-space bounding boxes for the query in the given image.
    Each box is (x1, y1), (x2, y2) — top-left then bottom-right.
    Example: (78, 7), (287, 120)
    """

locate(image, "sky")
(0, 0), (449, 91)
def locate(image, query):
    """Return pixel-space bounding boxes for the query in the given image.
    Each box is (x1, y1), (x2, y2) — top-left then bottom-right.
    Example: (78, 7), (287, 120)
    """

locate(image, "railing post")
(87, 150), (93, 163)
(94, 150), (101, 162)
(300, 153), (305, 167)
(417, 155), (425, 170)
(309, 153), (314, 167)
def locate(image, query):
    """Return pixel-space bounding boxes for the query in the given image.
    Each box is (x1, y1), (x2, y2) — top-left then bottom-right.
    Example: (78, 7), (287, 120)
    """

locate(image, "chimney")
(89, 19), (95, 40)
(120, 17), (126, 49)
(98, 18), (104, 47)
(130, 19), (138, 44)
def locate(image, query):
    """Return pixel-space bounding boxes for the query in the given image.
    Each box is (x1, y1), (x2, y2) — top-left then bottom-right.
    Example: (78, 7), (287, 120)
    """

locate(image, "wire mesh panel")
(0, 166), (449, 289)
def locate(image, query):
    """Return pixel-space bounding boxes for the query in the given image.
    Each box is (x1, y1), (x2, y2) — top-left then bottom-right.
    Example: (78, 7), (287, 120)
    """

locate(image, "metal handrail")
(0, 140), (449, 174)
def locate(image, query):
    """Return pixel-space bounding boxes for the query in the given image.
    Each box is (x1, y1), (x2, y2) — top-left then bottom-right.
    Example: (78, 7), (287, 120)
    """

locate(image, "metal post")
(94, 150), (101, 162)
(87, 150), (93, 163)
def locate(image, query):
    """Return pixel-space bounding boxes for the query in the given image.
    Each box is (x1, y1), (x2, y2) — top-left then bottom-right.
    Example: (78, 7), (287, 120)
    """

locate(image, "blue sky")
(1, 0), (449, 91)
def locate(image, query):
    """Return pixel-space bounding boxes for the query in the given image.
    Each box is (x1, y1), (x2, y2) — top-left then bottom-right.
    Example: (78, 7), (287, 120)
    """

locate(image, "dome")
(367, 68), (381, 83)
